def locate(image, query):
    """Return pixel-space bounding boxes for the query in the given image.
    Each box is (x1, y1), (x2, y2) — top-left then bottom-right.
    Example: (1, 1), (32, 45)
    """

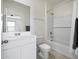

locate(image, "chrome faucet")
(15, 33), (20, 36)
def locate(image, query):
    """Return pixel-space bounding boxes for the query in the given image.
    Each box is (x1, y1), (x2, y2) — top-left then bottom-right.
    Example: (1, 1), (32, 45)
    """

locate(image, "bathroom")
(1, 0), (78, 59)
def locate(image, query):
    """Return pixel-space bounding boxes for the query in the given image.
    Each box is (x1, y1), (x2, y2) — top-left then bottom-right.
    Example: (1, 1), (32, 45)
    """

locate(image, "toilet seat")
(39, 44), (51, 50)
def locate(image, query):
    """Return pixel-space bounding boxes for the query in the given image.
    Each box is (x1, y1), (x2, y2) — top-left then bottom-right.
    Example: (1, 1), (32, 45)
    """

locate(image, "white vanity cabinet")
(2, 33), (36, 59)
(2, 43), (36, 59)
(21, 43), (36, 59)
(2, 48), (20, 59)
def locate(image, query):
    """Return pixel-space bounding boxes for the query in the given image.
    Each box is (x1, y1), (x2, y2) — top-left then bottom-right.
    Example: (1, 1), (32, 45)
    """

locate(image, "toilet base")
(38, 52), (48, 59)
(38, 52), (44, 59)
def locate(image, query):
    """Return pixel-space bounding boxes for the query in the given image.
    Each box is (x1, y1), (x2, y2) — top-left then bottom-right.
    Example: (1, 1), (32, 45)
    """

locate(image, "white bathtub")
(46, 40), (72, 58)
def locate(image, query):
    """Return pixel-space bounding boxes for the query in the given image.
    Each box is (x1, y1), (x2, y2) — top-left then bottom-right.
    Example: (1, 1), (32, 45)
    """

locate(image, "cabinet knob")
(2, 40), (8, 45)
(4, 40), (8, 44)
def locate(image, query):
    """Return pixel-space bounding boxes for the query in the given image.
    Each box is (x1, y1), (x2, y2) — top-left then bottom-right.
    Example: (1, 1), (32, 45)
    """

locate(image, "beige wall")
(53, 0), (73, 16)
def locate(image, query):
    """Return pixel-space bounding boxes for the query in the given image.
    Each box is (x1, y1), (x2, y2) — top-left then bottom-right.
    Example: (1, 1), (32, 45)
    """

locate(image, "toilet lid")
(39, 44), (51, 49)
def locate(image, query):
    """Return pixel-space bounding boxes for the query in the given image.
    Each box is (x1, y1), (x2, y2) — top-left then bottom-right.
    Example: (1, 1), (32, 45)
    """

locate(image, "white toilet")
(39, 43), (51, 59)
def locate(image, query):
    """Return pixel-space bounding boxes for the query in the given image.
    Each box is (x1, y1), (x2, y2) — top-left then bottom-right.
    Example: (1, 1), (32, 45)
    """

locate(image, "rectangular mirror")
(2, 0), (30, 32)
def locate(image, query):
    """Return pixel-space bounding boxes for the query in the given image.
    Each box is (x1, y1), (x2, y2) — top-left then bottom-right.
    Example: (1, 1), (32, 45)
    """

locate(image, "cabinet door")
(2, 48), (20, 59)
(21, 43), (36, 59)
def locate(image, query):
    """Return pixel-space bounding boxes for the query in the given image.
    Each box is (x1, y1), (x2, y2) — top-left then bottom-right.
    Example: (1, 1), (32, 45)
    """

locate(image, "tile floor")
(37, 50), (71, 59)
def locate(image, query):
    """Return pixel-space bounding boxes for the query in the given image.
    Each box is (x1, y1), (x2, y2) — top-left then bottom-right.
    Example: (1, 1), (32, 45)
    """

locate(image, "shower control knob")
(50, 40), (53, 41)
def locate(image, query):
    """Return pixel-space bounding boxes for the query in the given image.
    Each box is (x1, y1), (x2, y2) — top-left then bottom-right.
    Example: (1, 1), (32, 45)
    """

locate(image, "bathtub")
(46, 40), (72, 58)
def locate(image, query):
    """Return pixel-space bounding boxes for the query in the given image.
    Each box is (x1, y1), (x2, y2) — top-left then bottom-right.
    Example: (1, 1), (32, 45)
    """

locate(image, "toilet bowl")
(39, 43), (51, 59)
